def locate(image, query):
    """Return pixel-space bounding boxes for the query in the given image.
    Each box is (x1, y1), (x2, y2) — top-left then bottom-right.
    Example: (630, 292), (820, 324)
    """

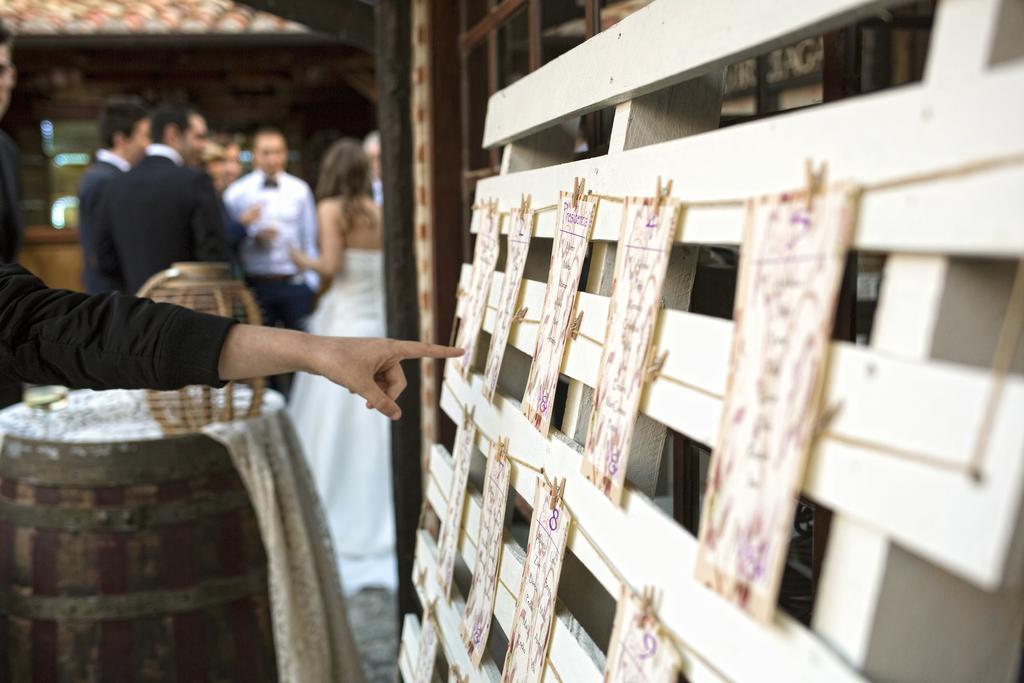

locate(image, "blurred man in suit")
(78, 98), (149, 293)
(0, 18), (25, 408)
(94, 104), (231, 294)
(0, 19), (21, 267)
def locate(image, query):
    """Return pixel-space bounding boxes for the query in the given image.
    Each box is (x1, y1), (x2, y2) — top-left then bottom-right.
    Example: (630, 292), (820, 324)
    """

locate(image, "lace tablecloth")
(0, 389), (365, 683)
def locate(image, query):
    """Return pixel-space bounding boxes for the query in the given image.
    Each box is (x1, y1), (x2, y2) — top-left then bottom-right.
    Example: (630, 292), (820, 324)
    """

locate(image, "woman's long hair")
(315, 138), (375, 231)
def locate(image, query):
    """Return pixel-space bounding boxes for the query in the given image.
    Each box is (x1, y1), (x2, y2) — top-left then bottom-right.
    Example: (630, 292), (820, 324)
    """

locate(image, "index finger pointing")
(394, 341), (465, 360)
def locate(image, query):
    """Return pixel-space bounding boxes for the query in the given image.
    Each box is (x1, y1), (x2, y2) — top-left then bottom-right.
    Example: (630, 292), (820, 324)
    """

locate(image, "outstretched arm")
(218, 325), (460, 420)
(1, 264), (462, 419)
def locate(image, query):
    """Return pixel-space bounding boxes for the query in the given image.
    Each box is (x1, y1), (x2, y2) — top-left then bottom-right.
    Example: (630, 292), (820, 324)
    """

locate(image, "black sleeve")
(0, 264), (236, 391)
(191, 172), (234, 264)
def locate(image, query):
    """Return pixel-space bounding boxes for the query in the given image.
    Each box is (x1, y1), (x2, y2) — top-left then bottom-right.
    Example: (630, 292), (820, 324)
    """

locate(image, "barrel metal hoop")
(0, 434), (234, 486)
(0, 570), (268, 620)
(0, 489), (251, 532)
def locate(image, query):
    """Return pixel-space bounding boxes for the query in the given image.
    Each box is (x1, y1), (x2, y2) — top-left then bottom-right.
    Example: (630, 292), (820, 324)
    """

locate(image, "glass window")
(497, 8), (530, 88)
(539, 1), (586, 65)
(41, 119), (98, 230)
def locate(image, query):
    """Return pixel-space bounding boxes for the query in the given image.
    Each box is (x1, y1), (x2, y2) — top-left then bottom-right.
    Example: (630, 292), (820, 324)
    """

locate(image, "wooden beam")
(460, 0), (529, 52)
(235, 0), (376, 51)
(430, 0), (467, 451)
(375, 0), (423, 625)
(527, 0), (543, 72)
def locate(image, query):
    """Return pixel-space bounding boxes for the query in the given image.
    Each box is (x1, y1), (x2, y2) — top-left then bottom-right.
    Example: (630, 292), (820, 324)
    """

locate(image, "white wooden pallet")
(402, 0), (1024, 681)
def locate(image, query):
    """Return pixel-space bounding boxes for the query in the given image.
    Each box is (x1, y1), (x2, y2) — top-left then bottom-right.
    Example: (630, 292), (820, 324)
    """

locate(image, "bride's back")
(322, 194), (382, 252)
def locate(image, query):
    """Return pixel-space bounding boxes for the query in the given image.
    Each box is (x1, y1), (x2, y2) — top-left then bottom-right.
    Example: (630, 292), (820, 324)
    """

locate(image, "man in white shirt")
(364, 130), (383, 206)
(78, 98), (150, 292)
(224, 127), (319, 334)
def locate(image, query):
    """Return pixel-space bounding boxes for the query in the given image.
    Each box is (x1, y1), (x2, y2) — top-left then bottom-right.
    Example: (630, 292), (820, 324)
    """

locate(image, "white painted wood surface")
(482, 0), (911, 146)
(474, 62), (1024, 257)
(403, 0), (1024, 680)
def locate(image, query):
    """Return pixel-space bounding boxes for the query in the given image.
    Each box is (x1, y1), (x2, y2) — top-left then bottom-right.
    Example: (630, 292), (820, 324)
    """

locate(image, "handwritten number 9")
(639, 633), (657, 659)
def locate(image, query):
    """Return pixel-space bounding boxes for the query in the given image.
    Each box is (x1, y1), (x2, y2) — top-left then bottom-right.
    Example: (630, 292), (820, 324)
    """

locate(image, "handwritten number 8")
(548, 508), (560, 531)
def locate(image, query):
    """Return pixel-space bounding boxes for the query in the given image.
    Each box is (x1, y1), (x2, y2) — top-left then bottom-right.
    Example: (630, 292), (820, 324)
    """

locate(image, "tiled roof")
(0, 0), (310, 36)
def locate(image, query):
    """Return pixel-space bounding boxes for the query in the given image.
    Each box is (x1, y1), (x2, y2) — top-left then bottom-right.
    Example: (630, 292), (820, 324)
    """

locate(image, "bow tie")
(263, 178), (279, 189)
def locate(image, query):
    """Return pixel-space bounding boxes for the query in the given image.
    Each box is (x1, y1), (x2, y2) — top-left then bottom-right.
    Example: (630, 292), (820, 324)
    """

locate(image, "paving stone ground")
(346, 588), (399, 683)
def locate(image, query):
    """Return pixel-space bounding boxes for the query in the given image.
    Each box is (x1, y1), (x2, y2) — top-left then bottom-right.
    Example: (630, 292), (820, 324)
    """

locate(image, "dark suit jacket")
(77, 158), (123, 293)
(94, 155), (232, 294)
(0, 263), (234, 390)
(0, 130), (23, 264)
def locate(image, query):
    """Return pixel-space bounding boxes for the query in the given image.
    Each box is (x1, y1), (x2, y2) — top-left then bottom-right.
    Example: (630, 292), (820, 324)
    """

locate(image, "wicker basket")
(137, 262), (265, 434)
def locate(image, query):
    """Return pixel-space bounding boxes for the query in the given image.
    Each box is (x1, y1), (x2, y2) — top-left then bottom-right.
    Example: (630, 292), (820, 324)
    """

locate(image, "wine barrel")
(0, 432), (278, 682)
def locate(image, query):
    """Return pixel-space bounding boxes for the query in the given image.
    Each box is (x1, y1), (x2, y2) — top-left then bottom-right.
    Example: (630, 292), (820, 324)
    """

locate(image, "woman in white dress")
(289, 138), (396, 594)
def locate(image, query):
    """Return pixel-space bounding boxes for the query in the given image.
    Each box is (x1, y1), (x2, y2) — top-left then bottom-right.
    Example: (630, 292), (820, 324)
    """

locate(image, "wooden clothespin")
(462, 404), (476, 430)
(549, 477), (566, 510)
(804, 159), (827, 211)
(645, 350), (668, 383)
(571, 177), (587, 210)
(416, 497), (431, 530)
(423, 597), (438, 625)
(653, 176), (673, 215)
(495, 436), (509, 463)
(512, 305), (528, 324)
(637, 586), (658, 626)
(450, 665), (470, 683)
(519, 193), (532, 216)
(568, 309), (584, 340)
(814, 401), (844, 437)
(415, 566), (428, 590)
(448, 307), (462, 347)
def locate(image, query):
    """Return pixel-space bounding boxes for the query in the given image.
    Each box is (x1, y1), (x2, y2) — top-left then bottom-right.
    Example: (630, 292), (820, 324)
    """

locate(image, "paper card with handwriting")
(604, 587), (683, 683)
(437, 415), (478, 598)
(455, 203), (503, 376)
(459, 442), (512, 666)
(582, 196), (680, 506)
(412, 607), (440, 683)
(522, 192), (597, 436)
(695, 184), (858, 622)
(501, 480), (572, 683)
(483, 208), (535, 402)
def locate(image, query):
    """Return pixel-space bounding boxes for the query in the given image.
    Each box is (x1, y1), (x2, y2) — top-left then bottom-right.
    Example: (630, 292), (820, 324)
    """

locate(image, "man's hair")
(0, 19), (13, 47)
(149, 104), (196, 144)
(99, 98), (148, 149)
(253, 125), (286, 146)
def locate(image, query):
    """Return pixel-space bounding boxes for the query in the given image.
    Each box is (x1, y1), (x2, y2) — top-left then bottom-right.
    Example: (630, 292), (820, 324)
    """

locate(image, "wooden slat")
(482, 0), (912, 146)
(423, 446), (604, 682)
(412, 529), (502, 682)
(399, 614), (423, 683)
(465, 264), (1024, 587)
(427, 444), (728, 683)
(439, 370), (866, 683)
(415, 462), (603, 683)
(472, 62), (1024, 257)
